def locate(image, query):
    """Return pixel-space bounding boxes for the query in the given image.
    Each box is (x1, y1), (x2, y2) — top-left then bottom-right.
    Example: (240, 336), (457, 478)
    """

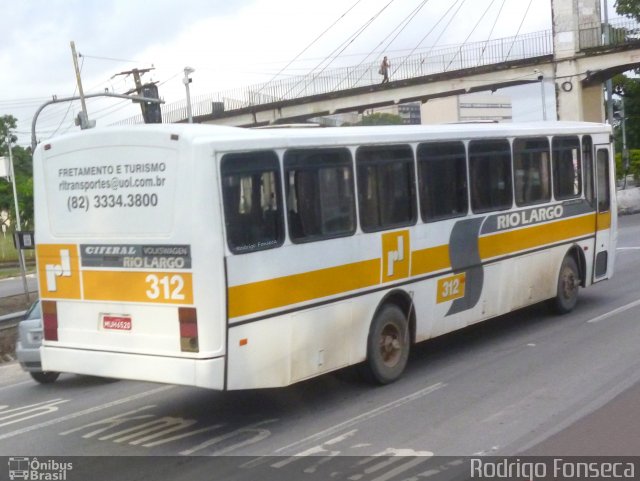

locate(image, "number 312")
(145, 274), (185, 300)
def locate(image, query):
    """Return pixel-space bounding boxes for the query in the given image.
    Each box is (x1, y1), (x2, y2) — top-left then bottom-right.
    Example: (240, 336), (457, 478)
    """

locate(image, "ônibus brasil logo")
(8, 457), (73, 480)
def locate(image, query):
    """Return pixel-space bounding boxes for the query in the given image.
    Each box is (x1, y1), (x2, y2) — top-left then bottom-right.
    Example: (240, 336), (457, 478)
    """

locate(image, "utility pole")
(70, 41), (94, 129)
(113, 67), (156, 119)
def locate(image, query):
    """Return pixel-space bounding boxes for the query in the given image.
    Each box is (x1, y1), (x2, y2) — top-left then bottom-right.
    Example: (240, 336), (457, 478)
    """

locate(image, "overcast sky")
(0, 0), (617, 146)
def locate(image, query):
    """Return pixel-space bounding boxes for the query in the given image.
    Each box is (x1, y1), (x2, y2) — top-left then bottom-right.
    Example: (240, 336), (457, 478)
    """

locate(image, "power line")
(285, 0), (396, 99)
(48, 57), (84, 139)
(78, 53), (147, 64)
(446, 0), (498, 70)
(506, 0), (534, 59)
(380, 0), (432, 56)
(255, 0), (364, 96)
(397, 0), (467, 76)
(479, 0), (508, 63)
(337, 0), (431, 90)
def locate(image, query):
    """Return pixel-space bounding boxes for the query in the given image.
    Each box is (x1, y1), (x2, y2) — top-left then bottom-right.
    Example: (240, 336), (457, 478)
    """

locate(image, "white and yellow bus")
(34, 121), (616, 390)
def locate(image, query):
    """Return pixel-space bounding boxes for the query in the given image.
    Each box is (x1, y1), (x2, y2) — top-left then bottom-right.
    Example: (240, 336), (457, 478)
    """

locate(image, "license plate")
(102, 314), (132, 331)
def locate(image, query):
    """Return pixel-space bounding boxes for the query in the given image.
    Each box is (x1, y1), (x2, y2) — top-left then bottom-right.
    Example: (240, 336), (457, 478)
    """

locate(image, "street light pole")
(604, 0), (614, 125)
(31, 92), (164, 152)
(622, 97), (629, 189)
(539, 75), (547, 121)
(535, 70), (547, 120)
(183, 67), (195, 123)
(6, 134), (30, 303)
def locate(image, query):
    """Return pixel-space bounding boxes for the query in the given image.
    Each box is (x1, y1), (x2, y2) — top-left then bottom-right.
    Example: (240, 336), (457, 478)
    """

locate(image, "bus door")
(593, 144), (612, 281)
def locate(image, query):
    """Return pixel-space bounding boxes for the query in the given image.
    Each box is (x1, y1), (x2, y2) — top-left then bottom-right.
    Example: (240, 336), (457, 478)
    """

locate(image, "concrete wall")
(553, 0), (604, 121)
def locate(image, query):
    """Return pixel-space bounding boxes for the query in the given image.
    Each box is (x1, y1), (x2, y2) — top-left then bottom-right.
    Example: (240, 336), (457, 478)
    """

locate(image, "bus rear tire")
(30, 371), (60, 384)
(362, 304), (410, 385)
(553, 255), (580, 314)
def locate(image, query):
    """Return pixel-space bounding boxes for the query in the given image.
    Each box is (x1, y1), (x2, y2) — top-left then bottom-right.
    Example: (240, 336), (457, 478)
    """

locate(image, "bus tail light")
(42, 301), (58, 341)
(179, 307), (199, 352)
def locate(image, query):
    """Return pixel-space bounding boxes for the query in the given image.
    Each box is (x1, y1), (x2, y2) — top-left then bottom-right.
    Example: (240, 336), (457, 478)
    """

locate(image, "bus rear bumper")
(42, 346), (225, 390)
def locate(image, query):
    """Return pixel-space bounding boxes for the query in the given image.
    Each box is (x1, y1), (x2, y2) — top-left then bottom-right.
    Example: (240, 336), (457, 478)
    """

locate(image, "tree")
(615, 149), (640, 180)
(0, 115), (34, 229)
(615, 0), (640, 21)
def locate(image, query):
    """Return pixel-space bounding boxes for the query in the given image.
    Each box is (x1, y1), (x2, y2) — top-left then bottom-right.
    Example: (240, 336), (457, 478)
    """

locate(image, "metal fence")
(579, 15), (640, 50)
(117, 16), (640, 126)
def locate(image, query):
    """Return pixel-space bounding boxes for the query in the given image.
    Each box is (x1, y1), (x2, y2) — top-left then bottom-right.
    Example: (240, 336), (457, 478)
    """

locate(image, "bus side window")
(284, 148), (356, 242)
(552, 136), (582, 200)
(356, 145), (417, 232)
(469, 139), (512, 213)
(513, 137), (551, 206)
(417, 141), (467, 222)
(582, 135), (595, 207)
(221, 151), (284, 254)
(597, 149), (611, 213)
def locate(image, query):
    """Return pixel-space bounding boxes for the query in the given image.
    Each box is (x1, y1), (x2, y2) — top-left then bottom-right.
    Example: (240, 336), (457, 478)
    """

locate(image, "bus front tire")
(362, 304), (410, 385)
(30, 371), (60, 384)
(553, 255), (580, 314)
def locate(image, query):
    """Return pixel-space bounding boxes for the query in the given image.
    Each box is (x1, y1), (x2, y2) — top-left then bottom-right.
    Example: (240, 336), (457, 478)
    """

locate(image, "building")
(421, 93), (512, 124)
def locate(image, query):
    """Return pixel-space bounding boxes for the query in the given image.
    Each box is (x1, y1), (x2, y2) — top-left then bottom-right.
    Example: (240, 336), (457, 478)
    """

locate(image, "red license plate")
(102, 315), (132, 331)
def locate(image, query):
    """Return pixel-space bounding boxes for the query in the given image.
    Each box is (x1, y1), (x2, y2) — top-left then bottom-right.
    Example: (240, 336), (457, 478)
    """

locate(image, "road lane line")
(587, 298), (640, 323)
(274, 382), (445, 454)
(616, 247), (640, 250)
(0, 384), (175, 441)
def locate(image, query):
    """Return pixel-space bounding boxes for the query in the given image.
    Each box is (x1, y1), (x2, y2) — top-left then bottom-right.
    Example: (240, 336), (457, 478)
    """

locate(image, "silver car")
(15, 301), (60, 384)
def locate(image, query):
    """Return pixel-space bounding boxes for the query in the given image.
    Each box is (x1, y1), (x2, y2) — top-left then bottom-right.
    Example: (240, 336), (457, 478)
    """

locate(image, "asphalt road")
(0, 273), (37, 299)
(1, 215), (639, 481)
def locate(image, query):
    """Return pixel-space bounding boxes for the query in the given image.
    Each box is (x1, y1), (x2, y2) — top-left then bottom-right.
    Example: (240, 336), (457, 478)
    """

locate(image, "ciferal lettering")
(85, 246), (136, 256)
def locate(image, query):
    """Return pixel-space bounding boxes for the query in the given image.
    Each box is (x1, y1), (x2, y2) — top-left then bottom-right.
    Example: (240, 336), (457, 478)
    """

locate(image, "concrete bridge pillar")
(552, 0), (604, 121)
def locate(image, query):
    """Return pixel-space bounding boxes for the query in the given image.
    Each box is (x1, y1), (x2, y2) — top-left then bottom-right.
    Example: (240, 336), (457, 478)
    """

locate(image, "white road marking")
(271, 430), (358, 468)
(0, 399), (69, 428)
(616, 247), (640, 250)
(587, 298), (640, 323)
(179, 419), (276, 456)
(275, 382), (445, 454)
(0, 384), (175, 441)
(353, 451), (432, 481)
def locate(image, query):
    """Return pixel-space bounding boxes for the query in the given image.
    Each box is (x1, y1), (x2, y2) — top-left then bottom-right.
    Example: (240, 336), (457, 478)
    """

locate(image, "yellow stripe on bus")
(479, 214), (596, 260)
(411, 244), (450, 276)
(228, 213), (602, 318)
(228, 259), (380, 318)
(82, 271), (194, 304)
(597, 211), (611, 230)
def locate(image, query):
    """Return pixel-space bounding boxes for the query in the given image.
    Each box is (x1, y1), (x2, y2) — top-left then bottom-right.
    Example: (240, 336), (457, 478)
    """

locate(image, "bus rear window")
(221, 151), (284, 254)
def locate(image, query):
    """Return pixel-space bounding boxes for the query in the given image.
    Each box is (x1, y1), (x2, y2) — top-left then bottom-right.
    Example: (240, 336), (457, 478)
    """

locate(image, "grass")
(0, 232), (36, 279)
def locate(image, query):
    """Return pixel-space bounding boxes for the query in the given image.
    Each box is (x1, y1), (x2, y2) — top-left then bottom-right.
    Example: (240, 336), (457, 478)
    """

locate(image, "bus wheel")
(553, 255), (580, 314)
(30, 371), (60, 384)
(363, 304), (410, 385)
